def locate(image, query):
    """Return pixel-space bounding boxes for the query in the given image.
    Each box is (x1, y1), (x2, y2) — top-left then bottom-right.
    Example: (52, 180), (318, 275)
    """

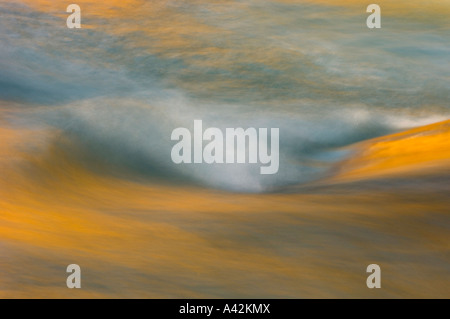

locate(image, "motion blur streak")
(0, 0), (449, 298)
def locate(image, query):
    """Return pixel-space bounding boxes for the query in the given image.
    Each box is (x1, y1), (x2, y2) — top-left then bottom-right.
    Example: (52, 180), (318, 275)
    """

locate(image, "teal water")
(1, 0), (449, 191)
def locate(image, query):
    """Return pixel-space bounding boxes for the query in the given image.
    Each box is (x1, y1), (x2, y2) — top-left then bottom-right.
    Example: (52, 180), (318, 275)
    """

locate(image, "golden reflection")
(1, 116), (449, 298)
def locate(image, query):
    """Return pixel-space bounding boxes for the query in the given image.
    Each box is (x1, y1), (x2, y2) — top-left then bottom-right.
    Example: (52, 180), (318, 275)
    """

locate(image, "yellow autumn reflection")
(1, 0), (449, 299)
(1, 114), (449, 298)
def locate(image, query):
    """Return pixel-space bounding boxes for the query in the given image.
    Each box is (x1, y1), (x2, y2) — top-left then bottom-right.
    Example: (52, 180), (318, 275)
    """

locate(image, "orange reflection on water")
(0, 117), (449, 298)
